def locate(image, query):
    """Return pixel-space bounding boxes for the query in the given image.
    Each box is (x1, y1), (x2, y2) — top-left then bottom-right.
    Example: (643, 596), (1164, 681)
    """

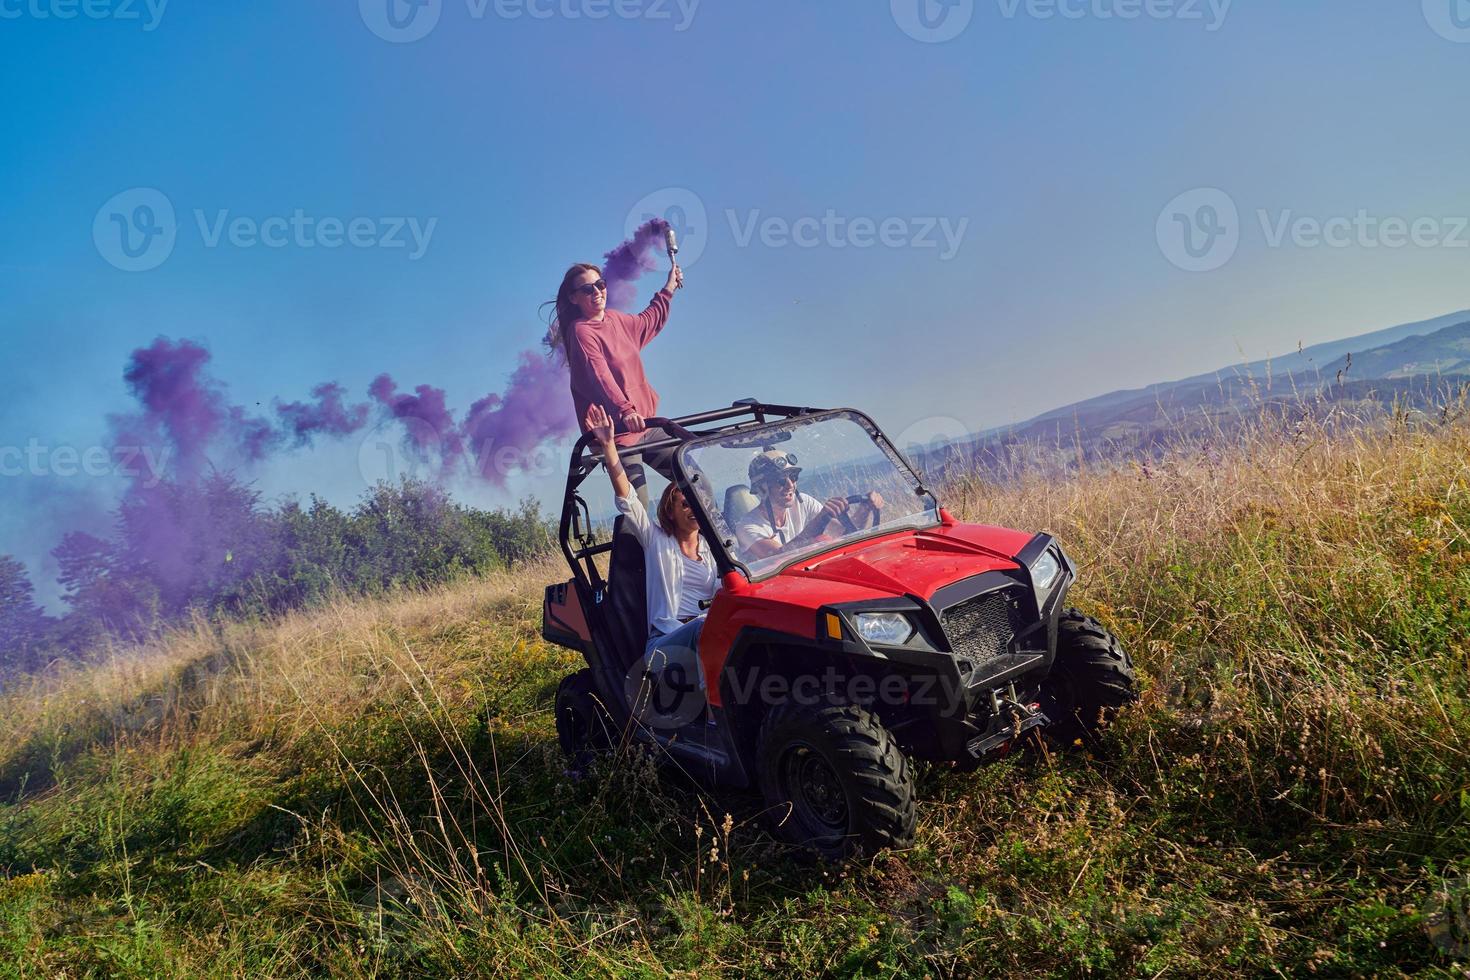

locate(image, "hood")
(780, 521), (1035, 600)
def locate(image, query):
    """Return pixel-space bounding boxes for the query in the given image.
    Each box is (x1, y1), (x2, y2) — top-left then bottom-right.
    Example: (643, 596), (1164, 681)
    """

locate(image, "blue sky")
(3, 0), (1470, 597)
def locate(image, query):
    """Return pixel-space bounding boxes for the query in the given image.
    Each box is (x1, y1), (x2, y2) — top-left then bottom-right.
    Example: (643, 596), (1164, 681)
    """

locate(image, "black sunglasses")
(572, 279), (607, 298)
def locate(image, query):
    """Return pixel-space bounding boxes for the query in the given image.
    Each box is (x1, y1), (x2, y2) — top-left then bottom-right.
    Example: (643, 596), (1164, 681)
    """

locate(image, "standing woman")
(547, 260), (684, 504)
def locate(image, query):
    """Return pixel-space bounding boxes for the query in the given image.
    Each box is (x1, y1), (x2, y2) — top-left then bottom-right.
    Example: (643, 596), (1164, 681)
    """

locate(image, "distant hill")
(911, 311), (1470, 478)
(1016, 309), (1470, 433)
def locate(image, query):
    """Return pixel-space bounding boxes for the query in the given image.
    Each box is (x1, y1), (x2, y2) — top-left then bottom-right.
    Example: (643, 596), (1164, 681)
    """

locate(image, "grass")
(2, 405), (1469, 977)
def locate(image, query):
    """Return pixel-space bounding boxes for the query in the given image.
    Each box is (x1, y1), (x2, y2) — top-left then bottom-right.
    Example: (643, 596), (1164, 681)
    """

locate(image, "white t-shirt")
(736, 493), (827, 555)
(676, 551), (717, 620)
(614, 490), (718, 636)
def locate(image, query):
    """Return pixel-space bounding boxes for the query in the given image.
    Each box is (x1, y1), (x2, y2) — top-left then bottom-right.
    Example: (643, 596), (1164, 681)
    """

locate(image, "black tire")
(555, 669), (615, 766)
(1038, 609), (1137, 747)
(755, 696), (916, 860)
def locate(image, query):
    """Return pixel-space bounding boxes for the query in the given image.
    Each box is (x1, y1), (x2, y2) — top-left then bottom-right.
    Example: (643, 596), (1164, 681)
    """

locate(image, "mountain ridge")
(1011, 309), (1470, 433)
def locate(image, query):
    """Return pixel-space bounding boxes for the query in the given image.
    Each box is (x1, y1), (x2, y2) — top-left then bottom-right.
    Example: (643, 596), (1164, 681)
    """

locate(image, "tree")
(0, 554), (55, 676)
(52, 531), (157, 647)
(115, 472), (273, 617)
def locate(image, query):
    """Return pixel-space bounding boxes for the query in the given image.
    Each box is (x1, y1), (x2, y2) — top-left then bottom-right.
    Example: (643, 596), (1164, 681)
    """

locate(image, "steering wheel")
(807, 494), (884, 541)
(808, 502), (859, 540)
(843, 494), (883, 532)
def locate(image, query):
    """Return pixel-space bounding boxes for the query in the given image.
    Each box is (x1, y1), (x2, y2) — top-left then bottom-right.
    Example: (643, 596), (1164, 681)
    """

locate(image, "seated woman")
(736, 450), (884, 560)
(585, 403), (716, 727)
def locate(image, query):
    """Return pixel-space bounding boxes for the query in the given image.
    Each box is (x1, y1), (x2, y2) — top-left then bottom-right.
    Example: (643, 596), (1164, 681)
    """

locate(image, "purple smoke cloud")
(275, 382), (371, 444)
(107, 338), (576, 490)
(110, 338), (373, 477)
(603, 217), (671, 311)
(23, 215), (665, 619)
(462, 350), (578, 487)
(367, 374), (468, 471)
(118, 338), (243, 478)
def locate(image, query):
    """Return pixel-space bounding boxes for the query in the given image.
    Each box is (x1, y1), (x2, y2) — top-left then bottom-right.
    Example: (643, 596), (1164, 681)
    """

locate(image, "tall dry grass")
(2, 397), (1468, 977)
(1, 557), (568, 790)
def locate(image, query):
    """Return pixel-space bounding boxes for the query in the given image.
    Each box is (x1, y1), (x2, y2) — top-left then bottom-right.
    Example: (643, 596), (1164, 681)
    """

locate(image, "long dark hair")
(541, 263), (602, 364)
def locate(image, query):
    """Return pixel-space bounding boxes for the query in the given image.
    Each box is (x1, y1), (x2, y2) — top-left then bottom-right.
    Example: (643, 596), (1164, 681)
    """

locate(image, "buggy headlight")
(855, 612), (915, 645)
(1030, 550), (1061, 591)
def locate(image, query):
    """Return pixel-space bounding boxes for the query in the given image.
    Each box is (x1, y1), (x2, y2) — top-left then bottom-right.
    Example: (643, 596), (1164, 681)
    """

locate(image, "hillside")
(1015, 309), (1470, 433)
(2, 408), (1469, 976)
(914, 315), (1470, 479)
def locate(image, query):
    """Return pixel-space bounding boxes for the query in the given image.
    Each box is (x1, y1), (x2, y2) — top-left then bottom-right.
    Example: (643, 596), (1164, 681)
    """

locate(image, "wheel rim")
(779, 742), (848, 835)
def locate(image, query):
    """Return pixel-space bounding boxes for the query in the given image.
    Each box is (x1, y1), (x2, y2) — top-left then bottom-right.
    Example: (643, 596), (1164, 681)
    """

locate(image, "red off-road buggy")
(543, 400), (1136, 859)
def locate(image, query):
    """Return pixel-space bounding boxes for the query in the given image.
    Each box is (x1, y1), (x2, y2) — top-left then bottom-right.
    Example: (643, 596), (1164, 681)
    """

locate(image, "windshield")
(677, 411), (940, 577)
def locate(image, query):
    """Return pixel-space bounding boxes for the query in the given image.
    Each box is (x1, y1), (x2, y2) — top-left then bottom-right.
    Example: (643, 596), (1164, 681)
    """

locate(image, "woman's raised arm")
(633, 282), (677, 348)
(585, 404), (633, 501)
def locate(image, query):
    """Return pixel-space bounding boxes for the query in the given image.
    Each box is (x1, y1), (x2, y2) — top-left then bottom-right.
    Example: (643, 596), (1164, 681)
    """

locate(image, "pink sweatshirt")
(567, 289), (673, 447)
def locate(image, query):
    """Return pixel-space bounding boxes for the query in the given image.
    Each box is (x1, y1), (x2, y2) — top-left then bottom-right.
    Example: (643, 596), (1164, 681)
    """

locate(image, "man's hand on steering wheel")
(797, 496), (850, 541)
(798, 492), (887, 543)
(842, 491), (885, 531)
(820, 496), (864, 535)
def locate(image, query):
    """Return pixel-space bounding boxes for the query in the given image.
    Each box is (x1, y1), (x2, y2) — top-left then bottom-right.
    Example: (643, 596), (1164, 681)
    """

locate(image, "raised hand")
(665, 262), (684, 292)
(585, 403), (616, 447)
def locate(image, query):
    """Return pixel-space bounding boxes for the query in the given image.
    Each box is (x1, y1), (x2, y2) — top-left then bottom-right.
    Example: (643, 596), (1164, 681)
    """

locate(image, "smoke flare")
(602, 217), (671, 311)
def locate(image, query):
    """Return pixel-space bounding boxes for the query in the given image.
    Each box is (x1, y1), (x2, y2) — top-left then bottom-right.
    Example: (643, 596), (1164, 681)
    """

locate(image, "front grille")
(942, 589), (1027, 671)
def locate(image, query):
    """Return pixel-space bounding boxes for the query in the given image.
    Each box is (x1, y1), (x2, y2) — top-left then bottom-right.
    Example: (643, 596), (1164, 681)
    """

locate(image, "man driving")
(736, 450), (883, 560)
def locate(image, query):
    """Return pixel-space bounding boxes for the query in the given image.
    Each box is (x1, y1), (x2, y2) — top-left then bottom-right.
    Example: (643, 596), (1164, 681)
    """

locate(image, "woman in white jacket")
(584, 404), (716, 721)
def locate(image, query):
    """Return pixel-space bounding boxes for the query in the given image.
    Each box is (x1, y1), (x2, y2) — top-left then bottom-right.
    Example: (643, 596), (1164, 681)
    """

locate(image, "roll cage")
(556, 398), (936, 598)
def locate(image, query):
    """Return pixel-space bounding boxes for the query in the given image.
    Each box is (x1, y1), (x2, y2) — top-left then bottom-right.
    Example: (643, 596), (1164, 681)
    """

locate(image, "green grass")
(2, 411), (1469, 977)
